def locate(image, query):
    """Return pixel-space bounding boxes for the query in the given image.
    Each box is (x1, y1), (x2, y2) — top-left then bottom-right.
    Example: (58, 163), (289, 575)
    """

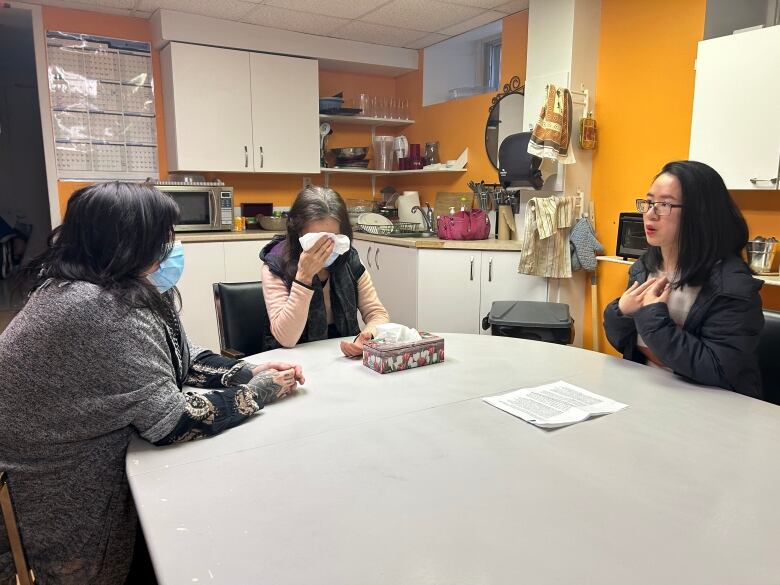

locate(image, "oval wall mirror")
(485, 76), (525, 170)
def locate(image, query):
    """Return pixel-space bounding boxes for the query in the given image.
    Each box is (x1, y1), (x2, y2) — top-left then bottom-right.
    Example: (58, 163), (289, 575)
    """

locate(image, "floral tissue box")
(362, 332), (445, 374)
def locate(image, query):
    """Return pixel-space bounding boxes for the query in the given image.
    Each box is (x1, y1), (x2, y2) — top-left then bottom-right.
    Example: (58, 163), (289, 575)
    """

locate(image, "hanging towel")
(528, 84), (576, 164)
(569, 217), (604, 272)
(518, 196), (577, 278)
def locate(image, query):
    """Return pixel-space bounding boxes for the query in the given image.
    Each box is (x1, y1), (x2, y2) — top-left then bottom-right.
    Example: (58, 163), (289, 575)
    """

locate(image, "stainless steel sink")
(385, 231), (438, 238)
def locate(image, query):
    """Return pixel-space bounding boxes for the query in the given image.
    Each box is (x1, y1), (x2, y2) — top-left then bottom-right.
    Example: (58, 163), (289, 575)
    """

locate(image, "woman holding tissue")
(260, 186), (389, 355)
(603, 161), (764, 398)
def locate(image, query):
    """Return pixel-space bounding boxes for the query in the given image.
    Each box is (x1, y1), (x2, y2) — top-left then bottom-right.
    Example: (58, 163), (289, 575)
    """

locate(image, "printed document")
(483, 381), (627, 429)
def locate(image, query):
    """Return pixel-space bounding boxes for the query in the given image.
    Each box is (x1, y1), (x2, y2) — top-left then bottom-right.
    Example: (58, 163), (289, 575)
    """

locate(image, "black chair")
(212, 281), (268, 359)
(758, 310), (780, 405)
(1, 471), (36, 585)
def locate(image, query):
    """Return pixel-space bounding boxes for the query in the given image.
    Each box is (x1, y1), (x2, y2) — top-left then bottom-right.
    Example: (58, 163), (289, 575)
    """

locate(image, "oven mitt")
(570, 217), (604, 272)
(570, 241), (582, 272)
(299, 232), (351, 255)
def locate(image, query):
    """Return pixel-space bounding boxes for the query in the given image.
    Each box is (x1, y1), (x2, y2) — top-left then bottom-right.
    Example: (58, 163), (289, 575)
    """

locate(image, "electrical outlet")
(302, 177), (312, 189)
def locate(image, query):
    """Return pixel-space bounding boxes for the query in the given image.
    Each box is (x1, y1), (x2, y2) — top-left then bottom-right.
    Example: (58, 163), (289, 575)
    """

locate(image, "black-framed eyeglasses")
(635, 199), (683, 216)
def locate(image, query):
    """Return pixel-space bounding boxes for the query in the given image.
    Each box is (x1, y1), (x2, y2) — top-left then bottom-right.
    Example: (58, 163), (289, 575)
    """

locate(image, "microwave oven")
(153, 181), (234, 232)
(616, 212), (649, 260)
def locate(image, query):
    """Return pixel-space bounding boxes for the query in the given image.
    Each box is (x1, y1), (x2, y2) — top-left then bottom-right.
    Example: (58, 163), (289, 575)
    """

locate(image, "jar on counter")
(233, 216), (246, 232)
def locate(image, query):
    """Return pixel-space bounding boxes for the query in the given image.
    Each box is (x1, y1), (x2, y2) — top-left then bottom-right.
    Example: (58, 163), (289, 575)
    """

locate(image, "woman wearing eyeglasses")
(603, 160), (764, 398)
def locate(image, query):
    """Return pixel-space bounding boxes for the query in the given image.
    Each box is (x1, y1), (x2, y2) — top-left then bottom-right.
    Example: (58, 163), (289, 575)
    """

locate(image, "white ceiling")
(22, 0), (529, 48)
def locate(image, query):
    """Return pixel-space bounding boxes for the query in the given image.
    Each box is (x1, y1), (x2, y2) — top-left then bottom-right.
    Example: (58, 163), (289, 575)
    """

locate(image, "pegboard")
(47, 31), (159, 180)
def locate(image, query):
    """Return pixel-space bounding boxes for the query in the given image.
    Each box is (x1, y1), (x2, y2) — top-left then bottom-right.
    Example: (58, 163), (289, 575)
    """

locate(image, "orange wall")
(586, 0), (780, 355)
(43, 6), (169, 211)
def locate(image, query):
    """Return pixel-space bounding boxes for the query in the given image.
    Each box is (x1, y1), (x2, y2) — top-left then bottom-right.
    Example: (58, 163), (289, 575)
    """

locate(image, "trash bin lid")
(488, 300), (572, 328)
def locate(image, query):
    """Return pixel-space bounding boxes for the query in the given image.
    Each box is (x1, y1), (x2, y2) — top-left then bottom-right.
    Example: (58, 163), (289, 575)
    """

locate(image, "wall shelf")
(319, 114), (414, 126)
(320, 167), (466, 176)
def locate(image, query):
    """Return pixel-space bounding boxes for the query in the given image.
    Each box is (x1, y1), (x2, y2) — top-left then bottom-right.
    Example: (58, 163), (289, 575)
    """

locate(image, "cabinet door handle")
(488, 257), (493, 282)
(375, 248), (380, 270)
(750, 177), (778, 185)
(258, 146), (264, 169)
(244, 145), (248, 168)
(469, 256), (474, 281)
(367, 246), (373, 269)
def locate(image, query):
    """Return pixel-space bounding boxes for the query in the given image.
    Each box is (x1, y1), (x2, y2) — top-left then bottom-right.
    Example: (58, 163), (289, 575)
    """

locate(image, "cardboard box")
(362, 332), (445, 374)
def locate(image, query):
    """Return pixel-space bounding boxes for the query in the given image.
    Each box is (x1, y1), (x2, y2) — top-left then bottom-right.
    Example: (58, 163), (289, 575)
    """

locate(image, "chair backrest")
(213, 281), (267, 358)
(758, 310), (780, 405)
(0, 471), (35, 585)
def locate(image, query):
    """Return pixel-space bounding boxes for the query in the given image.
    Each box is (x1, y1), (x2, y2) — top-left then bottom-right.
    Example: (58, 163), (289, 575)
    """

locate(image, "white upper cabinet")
(690, 26), (780, 190)
(162, 43), (253, 172)
(161, 42), (319, 174)
(249, 53), (319, 174)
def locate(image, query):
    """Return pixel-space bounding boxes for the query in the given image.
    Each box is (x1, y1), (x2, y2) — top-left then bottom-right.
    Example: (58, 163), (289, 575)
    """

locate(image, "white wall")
(423, 20), (502, 106)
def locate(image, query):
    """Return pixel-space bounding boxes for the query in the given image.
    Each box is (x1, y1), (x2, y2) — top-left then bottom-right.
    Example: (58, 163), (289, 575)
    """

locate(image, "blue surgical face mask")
(147, 241), (184, 293)
(323, 250), (341, 268)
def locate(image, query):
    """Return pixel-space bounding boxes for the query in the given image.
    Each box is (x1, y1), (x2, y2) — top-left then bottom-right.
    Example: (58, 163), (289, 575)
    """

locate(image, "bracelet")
(293, 278), (314, 290)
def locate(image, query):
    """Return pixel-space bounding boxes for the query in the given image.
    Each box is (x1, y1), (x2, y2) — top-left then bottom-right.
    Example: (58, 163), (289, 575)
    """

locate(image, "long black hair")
(643, 160), (749, 287)
(21, 181), (180, 316)
(281, 185), (353, 283)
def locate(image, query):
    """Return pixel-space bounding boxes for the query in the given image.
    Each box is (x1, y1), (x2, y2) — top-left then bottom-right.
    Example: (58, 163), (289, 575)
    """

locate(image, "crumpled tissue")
(299, 232), (351, 255)
(374, 323), (422, 343)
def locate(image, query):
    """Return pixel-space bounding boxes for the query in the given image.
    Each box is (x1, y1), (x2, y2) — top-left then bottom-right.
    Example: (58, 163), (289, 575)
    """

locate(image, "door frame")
(6, 2), (61, 227)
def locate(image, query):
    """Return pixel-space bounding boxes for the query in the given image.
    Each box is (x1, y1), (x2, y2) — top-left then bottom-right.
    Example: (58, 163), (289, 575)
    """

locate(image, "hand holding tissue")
(299, 232), (351, 269)
(362, 324), (445, 374)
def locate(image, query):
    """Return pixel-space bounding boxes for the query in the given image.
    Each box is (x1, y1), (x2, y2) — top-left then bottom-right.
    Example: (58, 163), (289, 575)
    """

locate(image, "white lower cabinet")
(178, 239), (271, 352)
(224, 239), (270, 282)
(417, 250), (482, 334)
(478, 252), (548, 334)
(178, 242), (226, 351)
(353, 241), (417, 328)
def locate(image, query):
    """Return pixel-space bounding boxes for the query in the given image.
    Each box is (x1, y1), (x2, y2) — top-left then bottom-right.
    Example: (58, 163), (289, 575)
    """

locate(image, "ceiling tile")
(242, 5), (348, 35)
(329, 20), (430, 48)
(493, 0), (529, 14)
(138, 0), (258, 21)
(404, 32), (449, 49)
(437, 10), (503, 36)
(264, 0), (388, 20)
(360, 0), (484, 33)
(95, 0), (139, 9)
(439, 0), (507, 8)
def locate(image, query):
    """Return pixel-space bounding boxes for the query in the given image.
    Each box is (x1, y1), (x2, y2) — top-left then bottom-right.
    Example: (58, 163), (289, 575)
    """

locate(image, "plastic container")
(373, 135), (394, 171)
(746, 239), (777, 274)
(483, 301), (573, 344)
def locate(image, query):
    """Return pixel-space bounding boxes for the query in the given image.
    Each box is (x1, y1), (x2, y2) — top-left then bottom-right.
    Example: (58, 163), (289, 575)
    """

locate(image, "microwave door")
(169, 191), (212, 231)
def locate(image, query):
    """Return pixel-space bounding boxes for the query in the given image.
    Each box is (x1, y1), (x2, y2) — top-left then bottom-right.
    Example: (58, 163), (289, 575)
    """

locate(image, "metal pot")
(746, 239), (777, 273)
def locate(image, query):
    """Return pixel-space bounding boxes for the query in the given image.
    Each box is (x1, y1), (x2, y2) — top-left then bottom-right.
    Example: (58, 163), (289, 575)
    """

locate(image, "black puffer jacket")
(603, 254), (764, 398)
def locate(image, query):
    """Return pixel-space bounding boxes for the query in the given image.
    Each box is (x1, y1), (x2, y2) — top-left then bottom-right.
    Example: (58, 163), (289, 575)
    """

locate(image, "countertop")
(178, 230), (523, 251)
(597, 255), (780, 287)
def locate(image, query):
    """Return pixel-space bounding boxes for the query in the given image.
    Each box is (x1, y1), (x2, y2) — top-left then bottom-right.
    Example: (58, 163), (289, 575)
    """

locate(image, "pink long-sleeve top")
(261, 264), (390, 348)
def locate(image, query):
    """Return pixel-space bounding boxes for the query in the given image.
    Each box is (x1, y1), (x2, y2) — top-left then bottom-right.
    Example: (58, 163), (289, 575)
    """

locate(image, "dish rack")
(358, 221), (420, 235)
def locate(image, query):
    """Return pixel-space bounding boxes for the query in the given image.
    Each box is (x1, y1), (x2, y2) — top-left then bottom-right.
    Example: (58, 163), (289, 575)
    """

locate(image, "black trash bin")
(483, 300), (573, 344)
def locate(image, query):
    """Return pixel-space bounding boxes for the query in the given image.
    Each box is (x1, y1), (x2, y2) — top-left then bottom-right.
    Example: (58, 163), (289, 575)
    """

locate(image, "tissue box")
(362, 332), (445, 374)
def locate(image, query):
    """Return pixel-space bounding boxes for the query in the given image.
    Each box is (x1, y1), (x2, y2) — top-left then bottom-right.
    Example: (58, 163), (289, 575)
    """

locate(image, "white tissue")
(374, 323), (422, 343)
(299, 232), (351, 255)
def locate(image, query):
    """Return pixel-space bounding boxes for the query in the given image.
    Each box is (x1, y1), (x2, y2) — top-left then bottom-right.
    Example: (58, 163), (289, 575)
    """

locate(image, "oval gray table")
(126, 334), (780, 585)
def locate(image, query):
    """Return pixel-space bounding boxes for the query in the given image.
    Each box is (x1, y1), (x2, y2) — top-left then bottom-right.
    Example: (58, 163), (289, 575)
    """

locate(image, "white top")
(126, 334), (780, 585)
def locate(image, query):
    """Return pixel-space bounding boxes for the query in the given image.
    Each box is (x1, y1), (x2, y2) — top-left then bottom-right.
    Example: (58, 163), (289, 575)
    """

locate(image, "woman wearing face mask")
(260, 186), (389, 355)
(603, 160), (764, 398)
(0, 182), (304, 585)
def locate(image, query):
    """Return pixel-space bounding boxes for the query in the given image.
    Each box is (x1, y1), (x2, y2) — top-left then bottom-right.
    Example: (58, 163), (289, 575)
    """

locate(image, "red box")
(362, 332), (445, 374)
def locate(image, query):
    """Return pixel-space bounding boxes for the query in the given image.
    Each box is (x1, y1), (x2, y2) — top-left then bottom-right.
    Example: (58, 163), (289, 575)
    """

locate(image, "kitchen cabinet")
(417, 250), (481, 334)
(178, 239), (271, 351)
(478, 252), (548, 335)
(690, 26), (780, 190)
(161, 43), (253, 173)
(161, 42), (319, 174)
(224, 239), (269, 283)
(353, 240), (417, 328)
(178, 241), (226, 351)
(249, 53), (319, 173)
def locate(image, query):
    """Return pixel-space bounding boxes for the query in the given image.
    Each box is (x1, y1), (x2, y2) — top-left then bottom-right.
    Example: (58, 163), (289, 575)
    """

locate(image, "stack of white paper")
(483, 381), (628, 429)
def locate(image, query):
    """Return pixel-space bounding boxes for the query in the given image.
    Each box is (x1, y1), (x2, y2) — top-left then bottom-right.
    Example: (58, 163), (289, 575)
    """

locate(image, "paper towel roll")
(397, 191), (422, 227)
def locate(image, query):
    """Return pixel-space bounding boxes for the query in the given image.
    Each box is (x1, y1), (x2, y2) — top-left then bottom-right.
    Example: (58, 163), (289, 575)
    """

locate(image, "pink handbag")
(437, 209), (491, 240)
